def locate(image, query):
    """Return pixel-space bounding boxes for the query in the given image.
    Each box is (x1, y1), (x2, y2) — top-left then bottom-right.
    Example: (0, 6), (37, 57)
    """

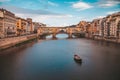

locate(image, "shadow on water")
(74, 59), (82, 66)
(0, 40), (37, 55)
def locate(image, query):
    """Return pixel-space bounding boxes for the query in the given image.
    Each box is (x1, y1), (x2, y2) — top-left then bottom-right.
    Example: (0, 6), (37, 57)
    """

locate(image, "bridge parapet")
(37, 27), (85, 38)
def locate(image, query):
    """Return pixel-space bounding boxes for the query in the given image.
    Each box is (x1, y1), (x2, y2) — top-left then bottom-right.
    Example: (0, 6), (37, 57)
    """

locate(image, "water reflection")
(56, 34), (68, 38)
(0, 39), (120, 80)
(74, 59), (82, 66)
(46, 34), (75, 39)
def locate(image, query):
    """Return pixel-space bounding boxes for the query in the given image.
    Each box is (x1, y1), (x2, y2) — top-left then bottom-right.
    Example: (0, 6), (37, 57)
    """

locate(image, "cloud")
(0, 0), (10, 2)
(72, 1), (93, 10)
(96, 16), (105, 18)
(78, 15), (106, 22)
(15, 13), (74, 26)
(107, 11), (119, 14)
(64, 1), (74, 4)
(0, 5), (73, 18)
(0, 4), (74, 26)
(15, 13), (73, 21)
(0, 5), (60, 15)
(48, 1), (58, 7)
(32, 14), (74, 27)
(0, 0), (58, 10)
(98, 0), (120, 7)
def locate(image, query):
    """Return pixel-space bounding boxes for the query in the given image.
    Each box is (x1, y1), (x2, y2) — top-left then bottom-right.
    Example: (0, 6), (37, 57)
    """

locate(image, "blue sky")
(0, 0), (120, 26)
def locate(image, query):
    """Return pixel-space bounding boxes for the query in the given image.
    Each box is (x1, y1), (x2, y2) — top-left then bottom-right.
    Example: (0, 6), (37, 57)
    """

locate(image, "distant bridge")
(37, 27), (85, 38)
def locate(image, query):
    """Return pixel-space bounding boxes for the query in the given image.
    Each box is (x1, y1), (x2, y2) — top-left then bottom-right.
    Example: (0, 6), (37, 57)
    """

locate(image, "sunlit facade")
(16, 17), (27, 36)
(0, 8), (16, 38)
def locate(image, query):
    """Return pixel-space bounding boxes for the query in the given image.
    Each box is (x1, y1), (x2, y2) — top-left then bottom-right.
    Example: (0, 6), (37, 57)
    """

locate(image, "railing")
(40, 30), (85, 34)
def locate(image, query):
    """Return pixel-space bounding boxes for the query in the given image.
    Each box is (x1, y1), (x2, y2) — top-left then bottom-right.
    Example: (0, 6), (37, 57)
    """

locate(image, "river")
(0, 34), (120, 80)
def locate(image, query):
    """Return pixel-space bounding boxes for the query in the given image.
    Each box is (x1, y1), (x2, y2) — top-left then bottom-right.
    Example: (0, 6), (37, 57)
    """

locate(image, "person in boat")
(74, 54), (82, 61)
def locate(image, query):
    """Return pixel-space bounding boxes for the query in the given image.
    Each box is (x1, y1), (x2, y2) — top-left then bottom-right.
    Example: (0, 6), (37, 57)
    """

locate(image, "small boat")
(74, 54), (82, 62)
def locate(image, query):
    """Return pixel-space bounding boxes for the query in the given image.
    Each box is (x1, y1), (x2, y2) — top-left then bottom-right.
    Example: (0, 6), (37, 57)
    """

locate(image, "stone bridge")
(37, 27), (85, 38)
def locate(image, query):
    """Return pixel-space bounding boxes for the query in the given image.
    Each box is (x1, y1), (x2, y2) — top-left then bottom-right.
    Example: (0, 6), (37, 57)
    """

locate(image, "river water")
(0, 34), (120, 80)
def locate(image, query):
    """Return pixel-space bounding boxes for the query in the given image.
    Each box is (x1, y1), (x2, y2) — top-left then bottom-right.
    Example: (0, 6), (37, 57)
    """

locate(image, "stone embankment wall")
(85, 34), (120, 44)
(0, 34), (37, 50)
(94, 36), (120, 43)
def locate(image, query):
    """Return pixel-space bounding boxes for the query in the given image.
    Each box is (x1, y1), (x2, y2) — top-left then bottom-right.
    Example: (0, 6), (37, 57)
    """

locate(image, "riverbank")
(0, 34), (37, 51)
(85, 35), (120, 44)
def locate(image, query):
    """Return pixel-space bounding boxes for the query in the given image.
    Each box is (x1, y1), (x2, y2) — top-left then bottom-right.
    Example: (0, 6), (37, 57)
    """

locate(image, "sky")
(0, 0), (120, 27)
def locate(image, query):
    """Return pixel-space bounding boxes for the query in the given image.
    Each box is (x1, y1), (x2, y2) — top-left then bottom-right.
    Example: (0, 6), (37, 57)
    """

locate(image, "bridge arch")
(37, 27), (85, 39)
(46, 33), (69, 39)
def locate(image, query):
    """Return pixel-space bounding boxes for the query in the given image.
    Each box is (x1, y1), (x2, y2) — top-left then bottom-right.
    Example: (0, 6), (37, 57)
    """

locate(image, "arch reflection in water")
(46, 34), (69, 39)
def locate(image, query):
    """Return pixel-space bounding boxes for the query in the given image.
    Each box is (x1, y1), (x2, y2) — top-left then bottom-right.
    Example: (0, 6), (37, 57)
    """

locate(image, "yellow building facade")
(16, 17), (27, 36)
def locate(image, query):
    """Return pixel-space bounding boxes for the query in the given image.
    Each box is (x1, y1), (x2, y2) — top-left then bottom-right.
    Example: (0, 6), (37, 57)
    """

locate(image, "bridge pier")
(52, 33), (57, 39)
(39, 35), (46, 39)
(68, 33), (72, 38)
